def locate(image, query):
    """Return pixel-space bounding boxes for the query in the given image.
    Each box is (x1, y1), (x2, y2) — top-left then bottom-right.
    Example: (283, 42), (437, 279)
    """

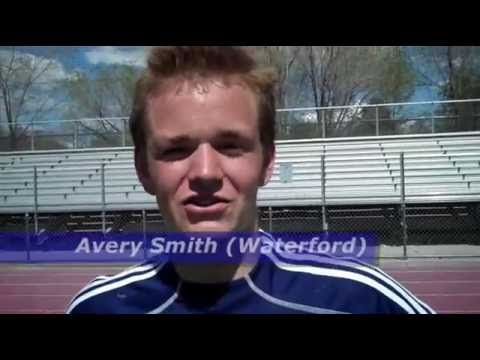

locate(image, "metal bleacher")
(1, 131), (480, 214)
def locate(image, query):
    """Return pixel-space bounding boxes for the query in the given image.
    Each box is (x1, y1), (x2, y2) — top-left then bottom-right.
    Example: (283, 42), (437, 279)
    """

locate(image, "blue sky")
(0, 46), (444, 124)
(0, 46), (452, 138)
(4, 46), (440, 102)
(6, 46), (445, 100)
(0, 47), (148, 130)
(2, 46), (147, 73)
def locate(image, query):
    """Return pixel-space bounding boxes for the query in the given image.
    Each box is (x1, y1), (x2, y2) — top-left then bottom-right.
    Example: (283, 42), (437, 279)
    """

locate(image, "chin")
(181, 222), (235, 233)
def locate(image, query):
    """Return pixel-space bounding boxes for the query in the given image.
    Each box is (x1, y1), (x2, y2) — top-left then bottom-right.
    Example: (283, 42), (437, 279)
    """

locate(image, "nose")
(188, 143), (223, 193)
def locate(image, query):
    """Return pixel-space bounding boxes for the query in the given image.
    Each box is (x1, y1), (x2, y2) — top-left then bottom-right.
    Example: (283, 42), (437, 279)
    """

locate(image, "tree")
(355, 47), (417, 136)
(249, 46), (303, 109)
(370, 47), (416, 104)
(298, 46), (416, 137)
(408, 46), (480, 131)
(248, 47), (309, 139)
(0, 47), (67, 150)
(61, 63), (142, 147)
(440, 47), (480, 131)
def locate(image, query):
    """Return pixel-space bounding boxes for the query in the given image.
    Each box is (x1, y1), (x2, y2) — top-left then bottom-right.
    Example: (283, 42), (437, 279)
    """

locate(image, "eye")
(160, 146), (191, 160)
(165, 147), (184, 155)
(217, 142), (243, 157)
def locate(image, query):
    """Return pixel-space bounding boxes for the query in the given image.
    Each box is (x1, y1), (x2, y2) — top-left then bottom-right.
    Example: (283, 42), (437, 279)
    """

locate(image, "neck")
(173, 224), (261, 284)
(174, 262), (257, 284)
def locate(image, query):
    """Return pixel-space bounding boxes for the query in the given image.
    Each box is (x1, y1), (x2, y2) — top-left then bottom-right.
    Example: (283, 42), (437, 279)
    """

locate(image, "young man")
(66, 47), (435, 314)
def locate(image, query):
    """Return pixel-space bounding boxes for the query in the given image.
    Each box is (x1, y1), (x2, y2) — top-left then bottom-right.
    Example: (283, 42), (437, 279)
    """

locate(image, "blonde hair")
(129, 46), (277, 155)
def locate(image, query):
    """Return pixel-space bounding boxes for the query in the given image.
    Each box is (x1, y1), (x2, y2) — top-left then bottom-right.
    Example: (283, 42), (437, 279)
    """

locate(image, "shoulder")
(66, 259), (168, 314)
(257, 232), (435, 314)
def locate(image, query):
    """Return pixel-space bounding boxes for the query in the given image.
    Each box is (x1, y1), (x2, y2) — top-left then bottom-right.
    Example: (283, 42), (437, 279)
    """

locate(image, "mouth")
(182, 195), (230, 214)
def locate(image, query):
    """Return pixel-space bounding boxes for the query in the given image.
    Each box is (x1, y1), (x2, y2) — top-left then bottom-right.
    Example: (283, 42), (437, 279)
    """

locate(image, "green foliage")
(370, 47), (416, 104)
(62, 64), (141, 119)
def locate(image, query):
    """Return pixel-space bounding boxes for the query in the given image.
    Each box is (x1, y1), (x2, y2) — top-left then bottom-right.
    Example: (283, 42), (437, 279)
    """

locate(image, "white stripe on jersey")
(73, 261), (159, 297)
(66, 263), (164, 314)
(266, 251), (418, 314)
(267, 243), (432, 314)
(245, 275), (348, 314)
(259, 230), (434, 314)
(351, 261), (436, 314)
(147, 292), (178, 314)
(88, 275), (109, 283)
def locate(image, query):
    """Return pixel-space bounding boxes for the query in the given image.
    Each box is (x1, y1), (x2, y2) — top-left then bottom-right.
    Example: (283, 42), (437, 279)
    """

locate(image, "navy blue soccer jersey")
(66, 232), (435, 314)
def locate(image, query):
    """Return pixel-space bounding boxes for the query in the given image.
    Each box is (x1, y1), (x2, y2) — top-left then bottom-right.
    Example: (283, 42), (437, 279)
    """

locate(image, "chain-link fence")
(2, 99), (480, 152)
(0, 117), (133, 152)
(260, 202), (480, 258)
(259, 205), (403, 254)
(1, 202), (479, 262)
(275, 99), (480, 140)
(0, 213), (31, 262)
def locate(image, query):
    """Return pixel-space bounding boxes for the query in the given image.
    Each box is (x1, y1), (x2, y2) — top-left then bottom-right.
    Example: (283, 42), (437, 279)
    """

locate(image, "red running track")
(381, 259), (480, 314)
(1, 260), (479, 314)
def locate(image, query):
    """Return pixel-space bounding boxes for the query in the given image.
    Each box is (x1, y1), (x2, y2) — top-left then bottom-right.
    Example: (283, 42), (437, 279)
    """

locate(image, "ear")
(259, 145), (275, 187)
(134, 148), (155, 195)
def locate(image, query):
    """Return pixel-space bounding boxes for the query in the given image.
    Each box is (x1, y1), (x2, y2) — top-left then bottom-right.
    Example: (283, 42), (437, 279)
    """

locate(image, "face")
(136, 78), (275, 233)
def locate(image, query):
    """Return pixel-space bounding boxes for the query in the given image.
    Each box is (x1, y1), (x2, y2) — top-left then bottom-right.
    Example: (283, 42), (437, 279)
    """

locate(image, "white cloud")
(0, 49), (74, 122)
(84, 46), (147, 67)
(0, 49), (73, 84)
(452, 57), (463, 68)
(302, 112), (317, 123)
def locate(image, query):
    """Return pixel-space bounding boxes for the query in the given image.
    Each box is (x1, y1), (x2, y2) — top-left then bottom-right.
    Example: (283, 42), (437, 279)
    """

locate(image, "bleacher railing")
(1, 99), (480, 152)
(2, 146), (480, 259)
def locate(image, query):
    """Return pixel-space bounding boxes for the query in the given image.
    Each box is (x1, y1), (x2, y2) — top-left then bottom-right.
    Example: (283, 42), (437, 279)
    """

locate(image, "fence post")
(122, 118), (127, 147)
(142, 209), (147, 260)
(431, 104), (435, 133)
(399, 152), (408, 258)
(375, 106), (380, 136)
(101, 164), (106, 233)
(321, 109), (326, 138)
(30, 122), (35, 151)
(25, 213), (31, 262)
(268, 206), (273, 233)
(321, 155), (328, 232)
(33, 166), (38, 234)
(73, 121), (78, 149)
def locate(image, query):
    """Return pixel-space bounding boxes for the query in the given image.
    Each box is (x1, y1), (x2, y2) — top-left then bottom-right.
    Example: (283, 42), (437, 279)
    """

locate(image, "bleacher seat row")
(1, 131), (480, 213)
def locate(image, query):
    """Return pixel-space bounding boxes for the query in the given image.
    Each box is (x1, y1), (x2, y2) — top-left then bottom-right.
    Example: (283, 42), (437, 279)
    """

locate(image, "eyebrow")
(215, 130), (251, 141)
(162, 135), (192, 145)
(156, 130), (251, 146)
